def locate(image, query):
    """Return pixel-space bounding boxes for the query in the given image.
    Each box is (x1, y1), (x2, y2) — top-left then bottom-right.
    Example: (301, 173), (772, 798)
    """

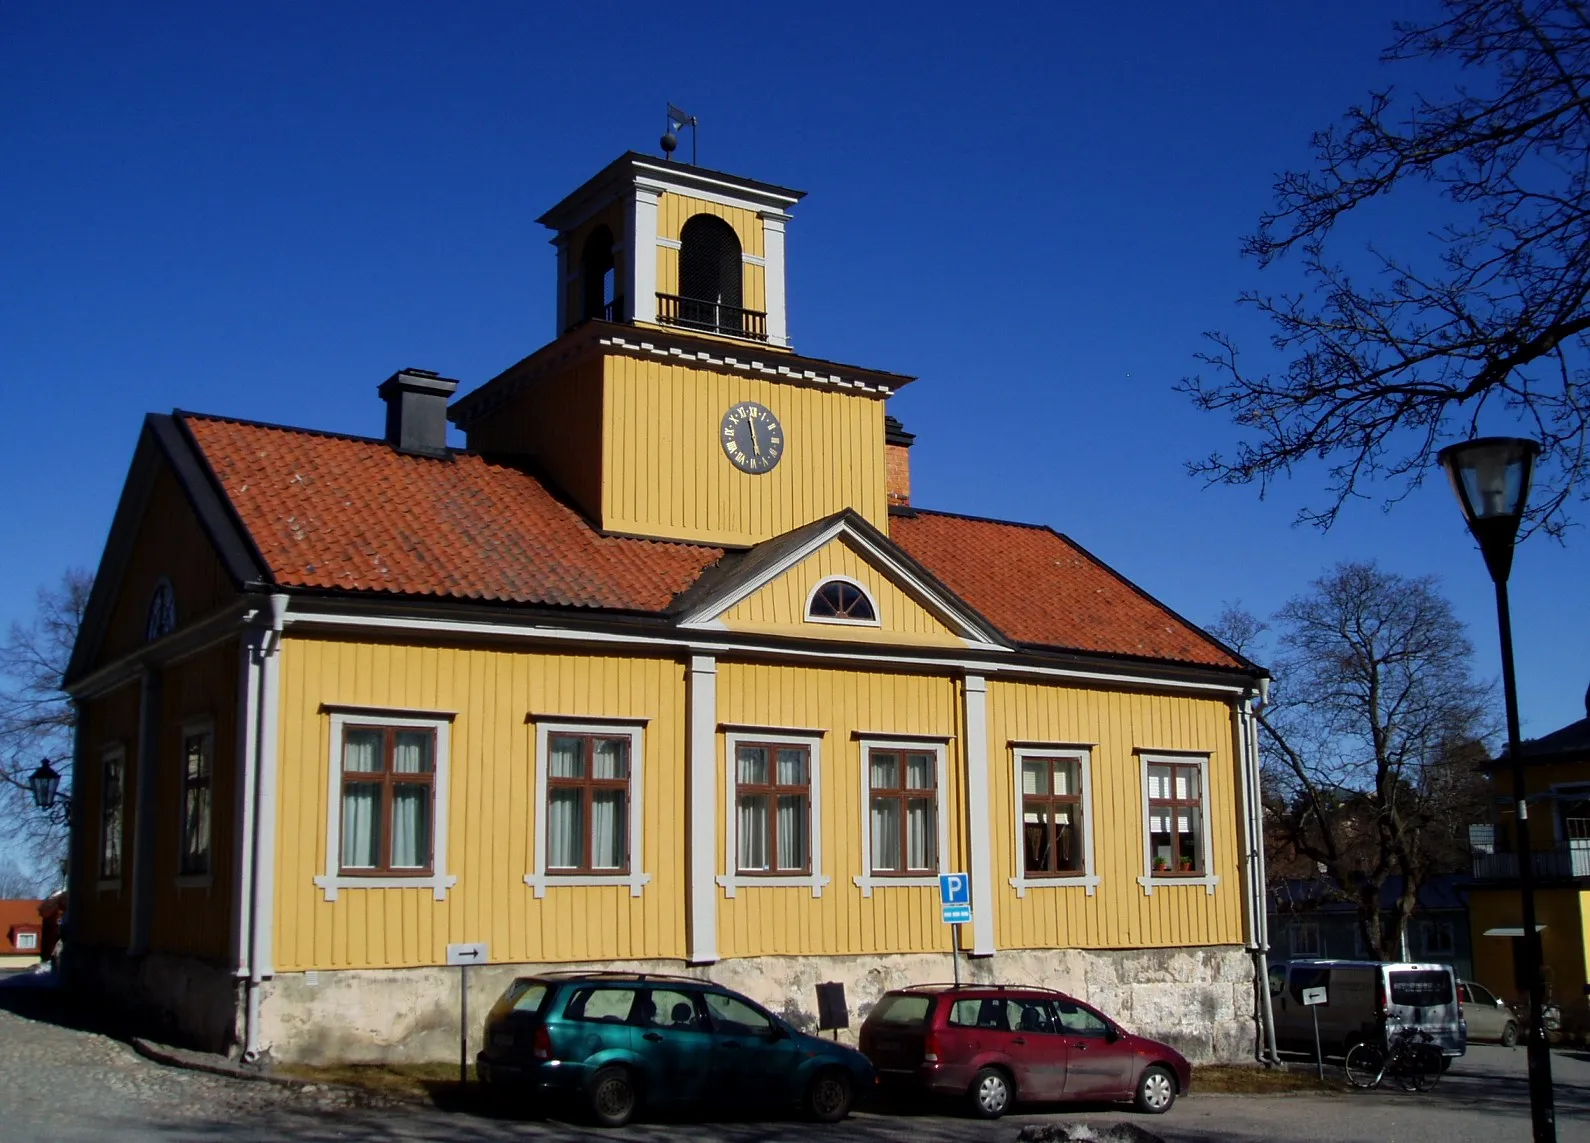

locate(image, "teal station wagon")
(477, 971), (872, 1127)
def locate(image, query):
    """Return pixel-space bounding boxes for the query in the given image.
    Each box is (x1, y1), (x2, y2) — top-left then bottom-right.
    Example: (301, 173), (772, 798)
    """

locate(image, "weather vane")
(661, 104), (697, 165)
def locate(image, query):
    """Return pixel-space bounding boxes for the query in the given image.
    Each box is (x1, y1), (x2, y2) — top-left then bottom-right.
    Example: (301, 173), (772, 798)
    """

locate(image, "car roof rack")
(525, 970), (707, 985)
(900, 982), (1071, 995)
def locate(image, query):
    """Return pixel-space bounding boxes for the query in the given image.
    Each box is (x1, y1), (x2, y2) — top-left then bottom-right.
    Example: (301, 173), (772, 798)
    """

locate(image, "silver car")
(1458, 980), (1518, 1046)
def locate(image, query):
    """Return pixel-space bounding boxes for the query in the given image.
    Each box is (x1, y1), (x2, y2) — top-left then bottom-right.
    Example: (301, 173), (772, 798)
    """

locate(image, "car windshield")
(1390, 971), (1453, 1007)
(869, 994), (932, 1026)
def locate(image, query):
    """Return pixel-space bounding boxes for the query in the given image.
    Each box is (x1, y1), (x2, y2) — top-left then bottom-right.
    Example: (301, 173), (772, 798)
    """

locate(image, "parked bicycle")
(1344, 1017), (1444, 1091)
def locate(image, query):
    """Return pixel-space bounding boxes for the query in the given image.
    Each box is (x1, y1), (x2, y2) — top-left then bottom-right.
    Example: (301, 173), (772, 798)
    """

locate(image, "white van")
(1269, 960), (1467, 1061)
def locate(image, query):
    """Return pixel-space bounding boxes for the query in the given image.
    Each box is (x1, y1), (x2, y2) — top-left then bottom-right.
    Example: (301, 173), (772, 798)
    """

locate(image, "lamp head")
(1438, 436), (1540, 583)
(29, 759), (61, 811)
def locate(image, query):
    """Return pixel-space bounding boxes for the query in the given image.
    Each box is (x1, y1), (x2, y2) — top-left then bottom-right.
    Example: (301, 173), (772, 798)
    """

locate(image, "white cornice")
(598, 333), (898, 397)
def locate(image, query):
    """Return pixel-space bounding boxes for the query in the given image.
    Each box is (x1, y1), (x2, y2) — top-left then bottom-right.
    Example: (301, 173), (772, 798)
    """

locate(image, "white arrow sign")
(446, 942), (488, 966)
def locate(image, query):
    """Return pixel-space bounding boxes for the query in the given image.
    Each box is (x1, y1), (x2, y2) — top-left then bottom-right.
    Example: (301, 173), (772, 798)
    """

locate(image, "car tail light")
(1375, 978), (1388, 1017)
(532, 1024), (553, 1061)
(922, 1032), (941, 1063)
(1456, 989), (1463, 1019)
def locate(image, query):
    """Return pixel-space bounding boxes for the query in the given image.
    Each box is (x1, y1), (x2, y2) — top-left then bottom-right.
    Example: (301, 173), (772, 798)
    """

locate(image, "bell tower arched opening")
(580, 225), (618, 322)
(675, 215), (745, 337)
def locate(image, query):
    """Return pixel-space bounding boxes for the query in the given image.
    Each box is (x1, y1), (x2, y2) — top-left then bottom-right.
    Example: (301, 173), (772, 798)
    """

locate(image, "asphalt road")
(0, 985), (1585, 1143)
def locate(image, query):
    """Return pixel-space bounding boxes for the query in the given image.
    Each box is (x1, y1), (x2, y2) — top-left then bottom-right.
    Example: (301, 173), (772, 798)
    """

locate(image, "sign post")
(1301, 985), (1328, 1081)
(938, 873), (972, 986)
(447, 942), (488, 1086)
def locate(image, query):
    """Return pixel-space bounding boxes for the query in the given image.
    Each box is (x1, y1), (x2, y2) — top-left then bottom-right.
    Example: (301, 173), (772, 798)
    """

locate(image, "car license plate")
(491, 1031), (514, 1050)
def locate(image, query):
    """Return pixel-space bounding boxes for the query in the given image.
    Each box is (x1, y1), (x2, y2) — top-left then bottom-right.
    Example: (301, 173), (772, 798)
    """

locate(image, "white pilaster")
(760, 211), (790, 348)
(231, 632), (262, 974)
(963, 673), (996, 956)
(252, 626), (282, 978)
(552, 234), (570, 334)
(688, 654), (719, 963)
(629, 186), (661, 325)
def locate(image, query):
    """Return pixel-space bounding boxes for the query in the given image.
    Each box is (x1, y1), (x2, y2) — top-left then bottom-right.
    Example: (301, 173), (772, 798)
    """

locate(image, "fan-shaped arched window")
(677, 215), (742, 334)
(806, 578), (878, 624)
(580, 226), (618, 322)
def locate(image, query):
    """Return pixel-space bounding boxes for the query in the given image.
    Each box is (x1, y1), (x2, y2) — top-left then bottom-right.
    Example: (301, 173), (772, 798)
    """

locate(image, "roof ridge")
(908, 506), (1052, 531)
(178, 410), (435, 452)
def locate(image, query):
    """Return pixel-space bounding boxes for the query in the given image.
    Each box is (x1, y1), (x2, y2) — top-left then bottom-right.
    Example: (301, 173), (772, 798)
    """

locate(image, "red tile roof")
(890, 509), (1242, 668)
(184, 416), (725, 611)
(179, 415), (1243, 670)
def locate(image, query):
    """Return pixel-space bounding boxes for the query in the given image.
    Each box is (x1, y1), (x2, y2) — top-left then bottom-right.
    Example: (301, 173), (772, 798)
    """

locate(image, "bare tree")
(0, 858), (47, 900)
(0, 569), (91, 873)
(1182, 0), (1590, 536)
(1216, 563), (1494, 959)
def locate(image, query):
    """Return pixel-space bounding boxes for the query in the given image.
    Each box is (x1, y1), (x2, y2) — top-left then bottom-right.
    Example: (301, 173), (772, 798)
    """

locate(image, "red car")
(858, 984), (1191, 1118)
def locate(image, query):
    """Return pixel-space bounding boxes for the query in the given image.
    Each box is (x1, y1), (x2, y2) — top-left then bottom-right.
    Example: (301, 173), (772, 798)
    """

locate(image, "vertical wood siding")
(73, 680), (143, 947)
(96, 459), (237, 669)
(274, 638), (688, 971)
(721, 537), (965, 647)
(150, 638), (240, 961)
(715, 662), (961, 958)
(602, 356), (888, 545)
(986, 680), (1244, 950)
(461, 356), (605, 522)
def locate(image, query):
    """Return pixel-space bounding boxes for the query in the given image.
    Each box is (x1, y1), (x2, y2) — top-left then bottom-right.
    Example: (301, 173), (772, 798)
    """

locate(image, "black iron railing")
(655, 292), (768, 341)
(600, 297), (625, 322)
(1472, 845), (1590, 879)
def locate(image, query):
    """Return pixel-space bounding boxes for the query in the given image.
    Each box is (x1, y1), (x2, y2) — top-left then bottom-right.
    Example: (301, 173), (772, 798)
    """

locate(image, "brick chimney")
(885, 415), (915, 508)
(379, 369), (459, 458)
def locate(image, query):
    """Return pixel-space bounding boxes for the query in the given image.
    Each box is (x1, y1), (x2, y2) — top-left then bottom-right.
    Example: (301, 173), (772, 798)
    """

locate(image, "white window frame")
(1424, 919), (1456, 956)
(1136, 751), (1219, 896)
(14, 931), (38, 951)
(98, 743), (126, 891)
(1008, 746), (1100, 897)
(315, 708), (457, 902)
(718, 729), (829, 897)
(853, 737), (949, 895)
(175, 716), (216, 889)
(804, 576), (881, 628)
(526, 718), (651, 898)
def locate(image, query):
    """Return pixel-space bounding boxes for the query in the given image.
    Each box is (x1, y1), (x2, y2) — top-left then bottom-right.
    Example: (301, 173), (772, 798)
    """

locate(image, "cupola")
(537, 153), (804, 349)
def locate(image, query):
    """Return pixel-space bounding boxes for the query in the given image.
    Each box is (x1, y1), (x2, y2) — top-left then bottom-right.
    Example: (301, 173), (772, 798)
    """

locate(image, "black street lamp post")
(1438, 436), (1555, 1143)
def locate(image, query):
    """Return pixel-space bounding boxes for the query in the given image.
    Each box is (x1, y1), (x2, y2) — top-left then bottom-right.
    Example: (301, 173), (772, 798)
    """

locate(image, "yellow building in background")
(1466, 696), (1590, 1037)
(65, 152), (1271, 1064)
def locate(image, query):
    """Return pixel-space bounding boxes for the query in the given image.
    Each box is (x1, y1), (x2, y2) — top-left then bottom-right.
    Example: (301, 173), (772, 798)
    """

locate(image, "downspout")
(243, 593), (287, 1063)
(1246, 678), (1280, 1065)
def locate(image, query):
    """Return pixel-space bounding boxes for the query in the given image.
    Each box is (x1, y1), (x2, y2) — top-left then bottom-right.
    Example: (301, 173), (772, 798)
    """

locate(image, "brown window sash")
(735, 742), (811, 875)
(546, 734), (631, 875)
(180, 731), (213, 876)
(339, 725), (436, 877)
(869, 749), (937, 875)
(100, 757), (123, 881)
(1148, 762), (1203, 876)
(1022, 791), (1084, 876)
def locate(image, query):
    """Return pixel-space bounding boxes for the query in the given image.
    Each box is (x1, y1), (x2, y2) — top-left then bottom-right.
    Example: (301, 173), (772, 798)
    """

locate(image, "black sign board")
(816, 982), (848, 1030)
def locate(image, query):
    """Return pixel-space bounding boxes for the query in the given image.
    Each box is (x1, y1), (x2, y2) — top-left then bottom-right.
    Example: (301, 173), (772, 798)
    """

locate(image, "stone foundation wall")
(63, 944), (241, 1054)
(259, 944), (1257, 1065)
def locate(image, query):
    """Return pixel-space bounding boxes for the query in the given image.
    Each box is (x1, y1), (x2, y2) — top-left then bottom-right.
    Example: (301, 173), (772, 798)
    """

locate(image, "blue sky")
(2, 0), (1586, 755)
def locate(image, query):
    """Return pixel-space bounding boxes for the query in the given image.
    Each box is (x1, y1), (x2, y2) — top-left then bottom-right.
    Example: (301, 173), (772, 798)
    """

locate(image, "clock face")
(720, 402), (784, 474)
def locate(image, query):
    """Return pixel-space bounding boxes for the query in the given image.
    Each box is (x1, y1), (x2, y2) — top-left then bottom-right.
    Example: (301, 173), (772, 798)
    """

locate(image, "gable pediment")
(674, 511), (1006, 650)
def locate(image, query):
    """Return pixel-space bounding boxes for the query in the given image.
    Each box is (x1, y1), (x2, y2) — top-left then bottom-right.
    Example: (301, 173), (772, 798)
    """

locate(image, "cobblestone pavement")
(2, 994), (1588, 1143)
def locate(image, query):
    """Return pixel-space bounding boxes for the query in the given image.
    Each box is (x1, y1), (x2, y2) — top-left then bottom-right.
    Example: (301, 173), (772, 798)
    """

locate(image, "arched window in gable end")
(806, 577), (878, 625)
(675, 214), (744, 335)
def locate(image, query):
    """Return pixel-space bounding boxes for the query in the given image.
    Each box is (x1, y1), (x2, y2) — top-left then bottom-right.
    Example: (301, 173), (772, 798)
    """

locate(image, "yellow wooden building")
(64, 152), (1271, 1064)
(1465, 695), (1590, 1037)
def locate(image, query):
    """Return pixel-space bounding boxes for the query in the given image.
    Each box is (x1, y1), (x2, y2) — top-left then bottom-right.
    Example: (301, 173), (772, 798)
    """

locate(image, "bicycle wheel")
(1392, 1046), (1440, 1092)
(1345, 1042), (1385, 1088)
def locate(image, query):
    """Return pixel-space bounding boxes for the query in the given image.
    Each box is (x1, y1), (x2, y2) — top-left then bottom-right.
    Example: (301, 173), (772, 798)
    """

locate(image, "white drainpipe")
(243, 593), (287, 1062)
(1242, 681), (1280, 1065)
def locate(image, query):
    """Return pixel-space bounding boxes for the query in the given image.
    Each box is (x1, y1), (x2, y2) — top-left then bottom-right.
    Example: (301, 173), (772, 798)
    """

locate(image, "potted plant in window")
(1153, 856), (1169, 873)
(1178, 857), (1194, 872)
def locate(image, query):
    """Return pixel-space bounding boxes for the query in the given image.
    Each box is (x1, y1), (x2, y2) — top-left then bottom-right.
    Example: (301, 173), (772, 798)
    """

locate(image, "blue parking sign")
(939, 872), (972, 924)
(938, 873), (970, 905)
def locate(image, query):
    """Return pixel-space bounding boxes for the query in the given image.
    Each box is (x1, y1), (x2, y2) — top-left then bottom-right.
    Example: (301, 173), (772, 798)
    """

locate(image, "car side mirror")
(1106, 1025), (1120, 1043)
(768, 1023), (790, 1040)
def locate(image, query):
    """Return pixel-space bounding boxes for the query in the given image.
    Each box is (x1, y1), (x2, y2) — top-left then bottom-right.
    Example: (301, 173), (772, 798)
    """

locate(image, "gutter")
(1241, 678), (1280, 1066)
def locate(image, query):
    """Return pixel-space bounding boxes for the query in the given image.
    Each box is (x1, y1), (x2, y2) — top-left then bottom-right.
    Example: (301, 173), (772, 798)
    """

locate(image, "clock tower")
(450, 152), (914, 549)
